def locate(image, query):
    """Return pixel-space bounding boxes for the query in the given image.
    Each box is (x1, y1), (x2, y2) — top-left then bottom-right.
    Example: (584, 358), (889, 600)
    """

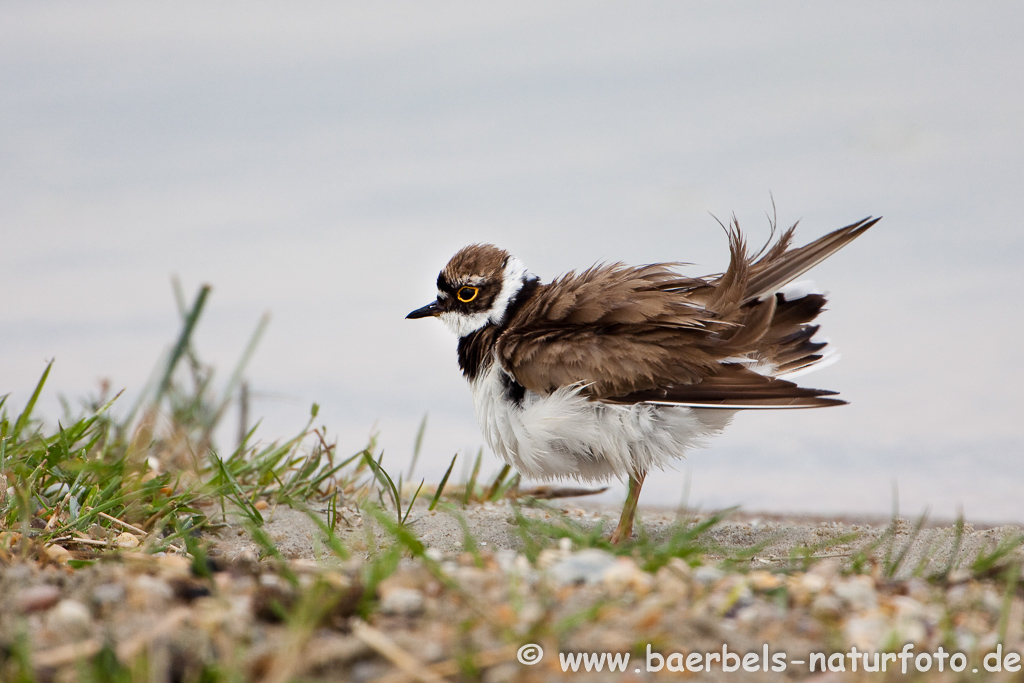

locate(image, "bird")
(407, 216), (879, 542)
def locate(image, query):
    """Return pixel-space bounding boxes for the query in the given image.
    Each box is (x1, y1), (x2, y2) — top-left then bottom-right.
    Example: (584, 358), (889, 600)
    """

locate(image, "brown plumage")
(496, 217), (879, 405)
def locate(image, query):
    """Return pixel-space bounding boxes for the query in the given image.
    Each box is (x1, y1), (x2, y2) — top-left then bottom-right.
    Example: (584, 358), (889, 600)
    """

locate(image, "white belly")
(471, 363), (734, 482)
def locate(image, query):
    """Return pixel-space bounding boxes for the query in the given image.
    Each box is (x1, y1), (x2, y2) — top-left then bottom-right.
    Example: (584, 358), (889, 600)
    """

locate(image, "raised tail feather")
(745, 217), (880, 301)
(658, 216), (880, 410)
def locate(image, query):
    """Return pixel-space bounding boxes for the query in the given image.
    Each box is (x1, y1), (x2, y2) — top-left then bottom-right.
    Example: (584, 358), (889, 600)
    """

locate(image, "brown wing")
(604, 363), (846, 409)
(495, 262), (727, 397)
(495, 217), (878, 406)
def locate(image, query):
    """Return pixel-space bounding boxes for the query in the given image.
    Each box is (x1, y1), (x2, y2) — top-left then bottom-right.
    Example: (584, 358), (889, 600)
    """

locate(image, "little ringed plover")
(407, 216), (879, 542)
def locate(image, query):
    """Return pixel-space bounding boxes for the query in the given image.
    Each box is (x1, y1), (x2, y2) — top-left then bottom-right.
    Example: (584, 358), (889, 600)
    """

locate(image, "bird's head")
(406, 243), (535, 338)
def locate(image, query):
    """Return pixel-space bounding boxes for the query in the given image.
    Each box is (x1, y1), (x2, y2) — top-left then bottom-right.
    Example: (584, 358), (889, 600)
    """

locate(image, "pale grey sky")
(2, 2), (1022, 521)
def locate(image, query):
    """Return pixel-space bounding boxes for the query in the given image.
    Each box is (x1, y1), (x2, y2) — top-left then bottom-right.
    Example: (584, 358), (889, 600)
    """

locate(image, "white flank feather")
(472, 361), (735, 482)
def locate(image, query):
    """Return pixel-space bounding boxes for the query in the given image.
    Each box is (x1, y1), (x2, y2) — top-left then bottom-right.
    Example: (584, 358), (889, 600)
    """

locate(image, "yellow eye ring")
(457, 286), (479, 303)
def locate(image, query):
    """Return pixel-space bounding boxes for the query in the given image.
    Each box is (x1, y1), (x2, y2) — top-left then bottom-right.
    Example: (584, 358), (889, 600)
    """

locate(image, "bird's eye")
(457, 286), (479, 303)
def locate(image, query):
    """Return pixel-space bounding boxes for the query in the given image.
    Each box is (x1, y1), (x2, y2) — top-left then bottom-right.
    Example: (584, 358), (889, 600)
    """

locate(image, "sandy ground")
(207, 498), (1024, 579)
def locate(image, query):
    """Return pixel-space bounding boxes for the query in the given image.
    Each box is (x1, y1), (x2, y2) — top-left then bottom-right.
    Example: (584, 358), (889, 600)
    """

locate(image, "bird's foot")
(609, 471), (646, 544)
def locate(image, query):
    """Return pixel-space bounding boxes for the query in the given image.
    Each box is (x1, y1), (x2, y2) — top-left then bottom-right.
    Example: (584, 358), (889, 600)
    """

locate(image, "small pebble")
(833, 575), (877, 611)
(602, 558), (653, 596)
(810, 594), (843, 619)
(654, 571), (690, 602)
(17, 584), (61, 613)
(128, 574), (174, 610)
(547, 549), (617, 585)
(797, 572), (827, 593)
(482, 662), (520, 683)
(43, 544), (72, 564)
(46, 599), (93, 639)
(92, 583), (126, 608)
(115, 532), (141, 549)
(693, 565), (725, 584)
(156, 555), (192, 580)
(748, 570), (782, 591)
(379, 587), (425, 616)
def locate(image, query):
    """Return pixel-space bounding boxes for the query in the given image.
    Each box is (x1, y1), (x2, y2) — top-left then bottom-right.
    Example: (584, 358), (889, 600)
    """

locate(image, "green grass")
(0, 284), (373, 562)
(1, 361), (209, 556)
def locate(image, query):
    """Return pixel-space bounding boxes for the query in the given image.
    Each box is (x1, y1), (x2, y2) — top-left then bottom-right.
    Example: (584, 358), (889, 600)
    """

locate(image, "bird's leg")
(609, 471), (646, 544)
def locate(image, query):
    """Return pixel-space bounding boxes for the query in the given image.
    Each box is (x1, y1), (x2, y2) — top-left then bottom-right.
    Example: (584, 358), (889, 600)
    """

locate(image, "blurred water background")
(2, 2), (1021, 522)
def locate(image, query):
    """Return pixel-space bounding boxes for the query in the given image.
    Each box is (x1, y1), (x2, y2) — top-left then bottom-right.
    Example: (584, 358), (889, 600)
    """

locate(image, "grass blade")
(462, 448), (482, 507)
(484, 464), (511, 502)
(364, 452), (402, 521)
(429, 454), (457, 511)
(156, 284), (211, 403)
(400, 479), (426, 526)
(12, 359), (53, 440)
